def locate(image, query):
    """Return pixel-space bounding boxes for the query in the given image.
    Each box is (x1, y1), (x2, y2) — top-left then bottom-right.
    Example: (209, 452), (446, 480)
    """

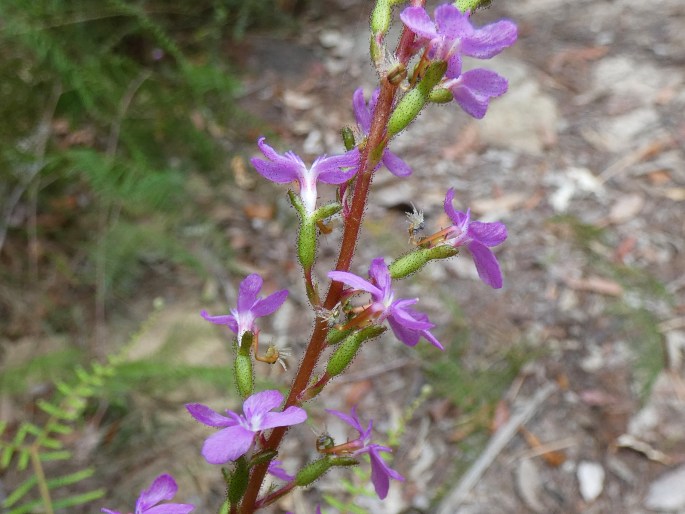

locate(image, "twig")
(436, 383), (556, 514)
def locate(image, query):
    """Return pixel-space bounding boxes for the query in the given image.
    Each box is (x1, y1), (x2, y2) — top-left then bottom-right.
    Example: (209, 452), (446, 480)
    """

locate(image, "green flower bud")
(326, 326), (354, 345)
(429, 87), (454, 104)
(387, 61), (447, 137)
(329, 456), (360, 467)
(295, 457), (333, 486)
(313, 202), (342, 222)
(227, 457), (249, 505)
(327, 325), (386, 377)
(341, 127), (356, 151)
(250, 449), (279, 467)
(298, 218), (317, 271)
(371, 0), (391, 36)
(389, 245), (459, 279)
(234, 353), (253, 399)
(455, 0), (492, 12)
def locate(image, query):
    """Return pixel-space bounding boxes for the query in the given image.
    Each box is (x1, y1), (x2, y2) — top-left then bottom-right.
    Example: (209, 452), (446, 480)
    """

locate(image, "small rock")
(608, 193), (644, 224)
(645, 465), (685, 511)
(577, 460), (605, 502)
(516, 458), (546, 513)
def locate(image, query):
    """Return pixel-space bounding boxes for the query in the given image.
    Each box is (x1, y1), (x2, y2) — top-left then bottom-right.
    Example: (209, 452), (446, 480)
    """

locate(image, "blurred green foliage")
(0, 0), (303, 339)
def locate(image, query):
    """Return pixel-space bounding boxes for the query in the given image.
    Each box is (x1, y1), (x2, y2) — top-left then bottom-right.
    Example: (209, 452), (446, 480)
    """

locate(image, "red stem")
(238, 6), (424, 511)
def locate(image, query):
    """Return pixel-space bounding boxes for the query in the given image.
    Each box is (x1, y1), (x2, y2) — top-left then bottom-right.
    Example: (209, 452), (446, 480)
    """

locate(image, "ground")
(2, 0), (684, 512)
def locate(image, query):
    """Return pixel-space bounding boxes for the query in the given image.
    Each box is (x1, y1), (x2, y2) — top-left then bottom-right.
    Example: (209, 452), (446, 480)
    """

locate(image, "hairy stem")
(238, 7), (422, 511)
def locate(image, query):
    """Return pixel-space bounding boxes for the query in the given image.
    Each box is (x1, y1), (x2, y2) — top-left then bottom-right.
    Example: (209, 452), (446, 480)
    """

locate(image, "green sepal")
(326, 326), (354, 345)
(295, 457), (334, 486)
(298, 217), (317, 271)
(341, 127), (356, 151)
(387, 61), (447, 137)
(371, 0), (391, 35)
(227, 457), (249, 505)
(313, 202), (342, 222)
(429, 87), (454, 104)
(234, 353), (253, 399)
(455, 0), (492, 12)
(250, 449), (279, 468)
(389, 245), (459, 279)
(288, 189), (306, 218)
(327, 325), (386, 377)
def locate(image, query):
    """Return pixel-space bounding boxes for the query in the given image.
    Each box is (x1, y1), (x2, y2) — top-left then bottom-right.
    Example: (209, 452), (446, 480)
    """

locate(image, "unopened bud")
(327, 325), (386, 377)
(389, 245), (458, 279)
(429, 87), (453, 104)
(387, 61), (447, 137)
(313, 202), (342, 223)
(298, 218), (317, 271)
(227, 457), (249, 505)
(326, 326), (354, 345)
(234, 353), (253, 398)
(370, 0), (391, 36)
(341, 127), (356, 151)
(295, 457), (333, 486)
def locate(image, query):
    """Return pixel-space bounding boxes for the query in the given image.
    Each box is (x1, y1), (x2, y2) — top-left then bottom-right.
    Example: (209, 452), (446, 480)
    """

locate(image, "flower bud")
(341, 127), (356, 151)
(327, 325), (386, 377)
(326, 326), (354, 345)
(234, 353), (254, 399)
(227, 457), (249, 505)
(370, 0), (391, 36)
(387, 61), (447, 137)
(389, 245), (458, 279)
(429, 87), (453, 104)
(455, 0), (492, 12)
(298, 218), (317, 271)
(313, 202), (342, 223)
(295, 457), (334, 486)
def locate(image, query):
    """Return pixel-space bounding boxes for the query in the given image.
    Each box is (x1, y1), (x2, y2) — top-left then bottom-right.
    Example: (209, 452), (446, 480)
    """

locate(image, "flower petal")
(259, 406), (307, 430)
(389, 304), (434, 331)
(467, 241), (503, 289)
(443, 188), (468, 226)
(315, 149), (360, 184)
(326, 407), (366, 436)
(387, 316), (421, 347)
(136, 474), (177, 511)
(200, 311), (239, 333)
(462, 20), (518, 59)
(328, 271), (382, 298)
(101, 509), (120, 514)
(469, 220), (507, 247)
(352, 88), (371, 132)
(237, 274), (263, 313)
(368, 258), (392, 293)
(251, 138), (304, 184)
(381, 150), (412, 177)
(367, 447), (403, 500)
(202, 426), (255, 464)
(434, 4), (472, 40)
(251, 289), (288, 318)
(400, 6), (438, 40)
(243, 390), (284, 421)
(145, 504), (195, 514)
(186, 403), (235, 428)
(461, 68), (508, 97)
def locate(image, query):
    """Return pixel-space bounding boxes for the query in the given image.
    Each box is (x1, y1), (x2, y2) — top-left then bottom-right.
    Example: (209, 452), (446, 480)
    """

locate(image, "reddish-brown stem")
(238, 5), (425, 511)
(254, 482), (296, 510)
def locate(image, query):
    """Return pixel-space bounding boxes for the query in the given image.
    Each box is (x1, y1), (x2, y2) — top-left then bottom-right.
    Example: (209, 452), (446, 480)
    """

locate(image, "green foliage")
(0, 356), (121, 513)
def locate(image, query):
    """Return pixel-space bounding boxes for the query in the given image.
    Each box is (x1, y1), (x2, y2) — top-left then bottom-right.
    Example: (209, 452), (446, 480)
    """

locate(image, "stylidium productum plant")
(104, 1), (516, 512)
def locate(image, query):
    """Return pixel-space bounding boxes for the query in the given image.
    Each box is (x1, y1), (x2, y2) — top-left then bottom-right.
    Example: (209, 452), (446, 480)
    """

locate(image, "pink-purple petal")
(368, 258), (392, 292)
(145, 504), (195, 514)
(390, 305), (435, 331)
(326, 407), (366, 436)
(467, 241), (503, 289)
(443, 188), (467, 225)
(381, 150), (412, 177)
(251, 289), (289, 318)
(202, 425), (255, 464)
(387, 316), (421, 347)
(243, 390), (284, 420)
(462, 20), (518, 59)
(469, 220), (507, 246)
(367, 447), (404, 500)
(352, 88), (372, 131)
(237, 274), (263, 313)
(101, 509), (120, 514)
(136, 474), (177, 512)
(434, 4), (472, 40)
(328, 271), (382, 297)
(315, 149), (360, 184)
(461, 69), (508, 97)
(400, 6), (439, 40)
(185, 403), (235, 428)
(259, 406), (308, 430)
(200, 311), (239, 333)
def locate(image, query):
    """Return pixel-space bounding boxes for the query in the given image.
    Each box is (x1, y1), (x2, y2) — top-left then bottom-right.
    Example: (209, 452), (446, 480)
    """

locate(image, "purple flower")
(201, 274), (288, 343)
(400, 3), (517, 78)
(267, 459), (294, 482)
(328, 258), (443, 350)
(250, 137), (359, 216)
(400, 3), (516, 118)
(443, 188), (507, 288)
(443, 68), (509, 119)
(101, 473), (194, 514)
(326, 407), (404, 500)
(186, 390), (307, 465)
(352, 88), (412, 177)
